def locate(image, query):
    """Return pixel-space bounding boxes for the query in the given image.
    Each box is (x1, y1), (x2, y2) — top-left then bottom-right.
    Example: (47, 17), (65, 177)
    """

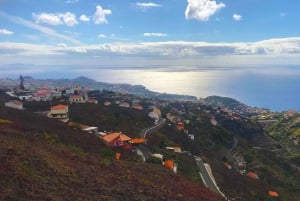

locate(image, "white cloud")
(79, 14), (90, 22)
(185, 0), (225, 21)
(136, 2), (161, 8)
(0, 28), (13, 35)
(65, 0), (79, 3)
(57, 43), (67, 47)
(97, 34), (106, 38)
(233, 14), (242, 21)
(136, 2), (162, 10)
(0, 11), (80, 44)
(32, 12), (78, 26)
(144, 32), (168, 37)
(93, 5), (112, 24)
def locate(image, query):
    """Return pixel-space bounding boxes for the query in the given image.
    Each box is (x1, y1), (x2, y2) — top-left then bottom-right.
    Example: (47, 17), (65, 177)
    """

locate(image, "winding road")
(140, 118), (166, 139)
(137, 118), (166, 161)
(225, 136), (239, 171)
(194, 156), (220, 193)
(194, 156), (227, 199)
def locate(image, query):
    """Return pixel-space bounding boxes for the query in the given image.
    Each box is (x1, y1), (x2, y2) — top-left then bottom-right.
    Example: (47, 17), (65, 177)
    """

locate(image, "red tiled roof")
(132, 105), (143, 110)
(102, 132), (131, 143)
(51, 104), (68, 110)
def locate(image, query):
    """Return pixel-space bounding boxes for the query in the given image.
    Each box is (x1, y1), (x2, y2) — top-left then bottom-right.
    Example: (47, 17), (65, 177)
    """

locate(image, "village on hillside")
(1, 75), (299, 200)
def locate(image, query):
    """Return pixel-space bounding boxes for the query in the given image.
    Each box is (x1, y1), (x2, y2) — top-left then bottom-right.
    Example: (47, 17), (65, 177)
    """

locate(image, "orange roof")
(164, 160), (174, 169)
(51, 104), (68, 110)
(268, 191), (279, 197)
(246, 172), (259, 179)
(102, 132), (131, 143)
(70, 95), (83, 99)
(130, 138), (147, 144)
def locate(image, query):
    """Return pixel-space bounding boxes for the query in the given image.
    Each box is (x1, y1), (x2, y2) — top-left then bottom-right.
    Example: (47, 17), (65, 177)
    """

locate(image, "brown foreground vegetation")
(0, 106), (224, 201)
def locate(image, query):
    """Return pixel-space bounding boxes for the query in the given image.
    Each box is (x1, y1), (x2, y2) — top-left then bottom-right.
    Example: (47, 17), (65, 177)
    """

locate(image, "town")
(1, 76), (299, 201)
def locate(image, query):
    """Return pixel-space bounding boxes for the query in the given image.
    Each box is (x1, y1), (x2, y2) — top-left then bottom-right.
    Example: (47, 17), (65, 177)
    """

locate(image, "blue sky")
(0, 0), (300, 68)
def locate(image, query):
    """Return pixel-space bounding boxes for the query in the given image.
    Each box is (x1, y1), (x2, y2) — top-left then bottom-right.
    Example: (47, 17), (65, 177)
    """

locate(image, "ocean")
(2, 66), (300, 111)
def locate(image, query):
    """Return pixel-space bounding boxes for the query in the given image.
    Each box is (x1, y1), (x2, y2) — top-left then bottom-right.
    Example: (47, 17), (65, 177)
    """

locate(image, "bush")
(146, 156), (163, 164)
(101, 147), (115, 158)
(44, 131), (60, 144)
(101, 158), (112, 166)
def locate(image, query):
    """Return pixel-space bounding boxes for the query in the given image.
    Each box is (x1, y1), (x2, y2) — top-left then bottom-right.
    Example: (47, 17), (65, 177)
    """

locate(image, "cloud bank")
(0, 37), (299, 67)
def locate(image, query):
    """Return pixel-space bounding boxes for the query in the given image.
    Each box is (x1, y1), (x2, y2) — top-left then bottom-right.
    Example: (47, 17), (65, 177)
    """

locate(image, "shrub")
(101, 147), (115, 158)
(101, 158), (112, 166)
(146, 156), (162, 164)
(44, 131), (60, 144)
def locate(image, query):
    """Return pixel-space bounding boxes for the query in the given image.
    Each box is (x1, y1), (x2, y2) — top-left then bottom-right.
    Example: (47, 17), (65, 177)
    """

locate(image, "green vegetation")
(44, 131), (60, 144)
(69, 102), (152, 137)
(292, 128), (300, 137)
(146, 156), (162, 164)
(0, 118), (12, 124)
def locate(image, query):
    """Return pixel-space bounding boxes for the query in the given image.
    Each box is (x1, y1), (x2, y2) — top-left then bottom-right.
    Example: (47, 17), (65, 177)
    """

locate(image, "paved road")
(140, 118), (166, 138)
(194, 156), (220, 193)
(225, 136), (239, 171)
(137, 118), (166, 161)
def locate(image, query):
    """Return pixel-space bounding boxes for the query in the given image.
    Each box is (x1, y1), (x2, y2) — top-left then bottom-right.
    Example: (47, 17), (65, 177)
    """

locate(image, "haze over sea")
(2, 65), (299, 112)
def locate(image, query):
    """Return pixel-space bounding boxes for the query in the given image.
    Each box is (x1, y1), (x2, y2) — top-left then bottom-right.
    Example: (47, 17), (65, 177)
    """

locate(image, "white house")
(188, 134), (195, 141)
(18, 94), (32, 101)
(69, 95), (85, 103)
(5, 100), (23, 110)
(47, 104), (69, 122)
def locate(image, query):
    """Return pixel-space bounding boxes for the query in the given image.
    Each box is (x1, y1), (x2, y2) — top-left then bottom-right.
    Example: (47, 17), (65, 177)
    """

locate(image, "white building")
(5, 100), (23, 110)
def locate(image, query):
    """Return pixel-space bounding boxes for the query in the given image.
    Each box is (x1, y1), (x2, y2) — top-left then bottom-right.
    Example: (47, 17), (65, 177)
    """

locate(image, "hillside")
(203, 95), (264, 116)
(1, 80), (299, 201)
(0, 106), (224, 201)
(154, 101), (300, 201)
(262, 112), (300, 170)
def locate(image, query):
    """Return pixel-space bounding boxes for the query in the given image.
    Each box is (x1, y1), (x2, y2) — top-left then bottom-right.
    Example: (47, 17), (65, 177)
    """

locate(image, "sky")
(0, 0), (300, 68)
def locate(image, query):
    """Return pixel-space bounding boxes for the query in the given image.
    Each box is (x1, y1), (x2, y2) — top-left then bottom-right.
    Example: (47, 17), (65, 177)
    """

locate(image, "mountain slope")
(0, 106), (224, 201)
